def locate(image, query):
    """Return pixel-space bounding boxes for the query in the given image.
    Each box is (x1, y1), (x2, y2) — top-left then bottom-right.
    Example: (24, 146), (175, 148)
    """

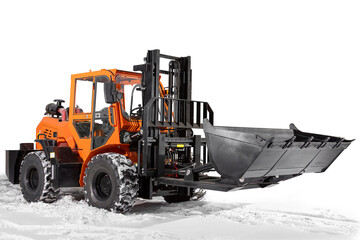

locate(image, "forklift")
(5, 50), (353, 213)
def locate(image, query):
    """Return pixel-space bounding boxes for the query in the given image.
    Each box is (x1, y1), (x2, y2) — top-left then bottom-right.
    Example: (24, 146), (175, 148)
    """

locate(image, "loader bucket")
(203, 119), (353, 180)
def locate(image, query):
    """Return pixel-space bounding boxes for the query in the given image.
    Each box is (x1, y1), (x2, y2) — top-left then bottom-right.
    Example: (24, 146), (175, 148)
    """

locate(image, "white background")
(0, 0), (359, 239)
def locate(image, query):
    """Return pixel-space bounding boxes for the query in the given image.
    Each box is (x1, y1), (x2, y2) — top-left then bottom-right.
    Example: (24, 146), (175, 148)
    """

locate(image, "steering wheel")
(130, 105), (143, 117)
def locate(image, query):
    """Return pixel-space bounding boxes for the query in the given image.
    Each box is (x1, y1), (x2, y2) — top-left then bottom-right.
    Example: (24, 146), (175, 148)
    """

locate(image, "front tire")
(84, 153), (138, 213)
(19, 151), (59, 202)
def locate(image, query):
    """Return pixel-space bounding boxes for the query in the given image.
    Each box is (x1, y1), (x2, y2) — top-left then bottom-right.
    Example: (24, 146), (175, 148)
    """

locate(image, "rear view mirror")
(104, 82), (117, 104)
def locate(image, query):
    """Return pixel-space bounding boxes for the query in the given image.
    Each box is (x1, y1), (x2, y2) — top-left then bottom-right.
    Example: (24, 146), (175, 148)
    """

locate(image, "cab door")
(69, 76), (94, 160)
(90, 76), (115, 150)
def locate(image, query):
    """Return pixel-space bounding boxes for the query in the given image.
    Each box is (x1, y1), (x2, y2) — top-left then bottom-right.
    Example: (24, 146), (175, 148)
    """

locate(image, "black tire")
(164, 194), (191, 203)
(164, 188), (206, 204)
(19, 151), (59, 203)
(163, 187), (193, 204)
(84, 153), (138, 213)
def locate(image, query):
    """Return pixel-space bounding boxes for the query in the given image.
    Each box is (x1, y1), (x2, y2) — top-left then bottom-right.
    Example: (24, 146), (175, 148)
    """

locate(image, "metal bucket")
(203, 119), (353, 180)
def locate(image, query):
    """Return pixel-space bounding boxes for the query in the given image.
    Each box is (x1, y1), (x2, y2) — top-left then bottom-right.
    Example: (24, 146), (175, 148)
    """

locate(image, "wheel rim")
(94, 172), (112, 200)
(28, 168), (39, 190)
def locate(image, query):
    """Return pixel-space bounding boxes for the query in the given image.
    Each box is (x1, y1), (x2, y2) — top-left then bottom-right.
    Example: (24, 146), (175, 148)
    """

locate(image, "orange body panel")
(36, 117), (76, 150)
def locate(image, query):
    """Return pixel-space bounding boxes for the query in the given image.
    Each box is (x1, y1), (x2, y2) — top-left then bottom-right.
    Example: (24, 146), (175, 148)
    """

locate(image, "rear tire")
(19, 151), (59, 203)
(84, 153), (138, 213)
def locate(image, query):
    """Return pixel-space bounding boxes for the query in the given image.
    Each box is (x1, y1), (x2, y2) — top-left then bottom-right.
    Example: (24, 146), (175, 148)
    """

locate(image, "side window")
(74, 78), (93, 114)
(115, 74), (142, 120)
(95, 82), (108, 111)
(122, 84), (142, 119)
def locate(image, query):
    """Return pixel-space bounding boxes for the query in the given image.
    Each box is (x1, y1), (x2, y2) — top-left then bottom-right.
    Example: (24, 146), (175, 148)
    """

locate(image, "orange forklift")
(5, 50), (353, 213)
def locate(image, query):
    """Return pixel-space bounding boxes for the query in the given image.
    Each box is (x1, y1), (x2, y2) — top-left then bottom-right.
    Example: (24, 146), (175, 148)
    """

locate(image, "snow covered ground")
(0, 175), (358, 240)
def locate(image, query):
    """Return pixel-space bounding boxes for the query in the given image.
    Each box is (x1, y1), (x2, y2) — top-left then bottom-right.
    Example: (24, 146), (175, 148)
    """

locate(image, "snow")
(0, 175), (358, 240)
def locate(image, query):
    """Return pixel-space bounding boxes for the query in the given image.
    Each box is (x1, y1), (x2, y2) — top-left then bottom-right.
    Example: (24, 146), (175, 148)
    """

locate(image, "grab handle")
(108, 106), (117, 127)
